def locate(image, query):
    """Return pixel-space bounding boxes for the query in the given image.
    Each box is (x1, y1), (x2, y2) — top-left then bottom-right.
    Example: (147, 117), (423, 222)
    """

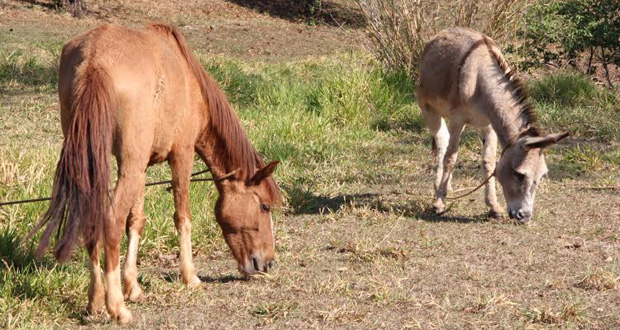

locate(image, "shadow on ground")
(226, 0), (366, 27)
(285, 184), (493, 224)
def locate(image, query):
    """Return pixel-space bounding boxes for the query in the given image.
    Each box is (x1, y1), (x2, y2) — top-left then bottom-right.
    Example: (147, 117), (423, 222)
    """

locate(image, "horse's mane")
(481, 36), (541, 137)
(149, 23), (280, 202)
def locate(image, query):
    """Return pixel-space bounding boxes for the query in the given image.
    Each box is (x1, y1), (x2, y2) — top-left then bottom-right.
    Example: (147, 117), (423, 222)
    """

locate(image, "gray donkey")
(416, 27), (569, 223)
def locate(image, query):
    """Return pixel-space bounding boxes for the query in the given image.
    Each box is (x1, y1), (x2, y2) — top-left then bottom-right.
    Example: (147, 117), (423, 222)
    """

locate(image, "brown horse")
(29, 23), (281, 323)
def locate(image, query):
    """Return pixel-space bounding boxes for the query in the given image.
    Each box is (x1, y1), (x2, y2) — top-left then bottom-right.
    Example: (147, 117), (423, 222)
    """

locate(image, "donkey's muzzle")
(509, 209), (531, 223)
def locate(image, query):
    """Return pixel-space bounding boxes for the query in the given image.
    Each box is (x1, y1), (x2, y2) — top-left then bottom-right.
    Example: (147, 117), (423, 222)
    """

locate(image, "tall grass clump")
(199, 54), (418, 167)
(355, 0), (532, 79)
(0, 50), (58, 91)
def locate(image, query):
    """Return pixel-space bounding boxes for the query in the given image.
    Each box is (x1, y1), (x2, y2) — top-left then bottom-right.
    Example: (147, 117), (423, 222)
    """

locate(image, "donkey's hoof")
(432, 201), (446, 215)
(488, 210), (504, 220)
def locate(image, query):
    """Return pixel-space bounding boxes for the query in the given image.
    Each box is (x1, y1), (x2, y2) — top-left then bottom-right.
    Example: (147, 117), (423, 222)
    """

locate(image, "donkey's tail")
(27, 60), (115, 262)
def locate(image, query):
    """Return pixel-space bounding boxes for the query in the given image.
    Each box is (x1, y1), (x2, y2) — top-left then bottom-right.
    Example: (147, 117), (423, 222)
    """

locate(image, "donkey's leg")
(104, 168), (146, 324)
(169, 150), (201, 287)
(123, 189), (146, 302)
(481, 126), (503, 219)
(86, 241), (105, 315)
(434, 118), (465, 213)
(421, 103), (450, 197)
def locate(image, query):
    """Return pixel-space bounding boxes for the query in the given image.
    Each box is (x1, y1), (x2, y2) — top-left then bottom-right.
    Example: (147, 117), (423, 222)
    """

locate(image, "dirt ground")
(0, 0), (365, 61)
(83, 133), (618, 329)
(1, 1), (619, 329)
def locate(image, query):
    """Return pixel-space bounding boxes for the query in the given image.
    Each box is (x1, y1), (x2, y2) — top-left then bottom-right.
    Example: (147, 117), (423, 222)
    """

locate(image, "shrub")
(517, 0), (620, 87)
(355, 0), (531, 80)
(52, 0), (87, 17)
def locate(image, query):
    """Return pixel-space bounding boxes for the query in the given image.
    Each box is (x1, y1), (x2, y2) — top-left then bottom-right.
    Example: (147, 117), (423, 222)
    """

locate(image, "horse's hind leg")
(86, 241), (105, 315)
(123, 189), (146, 302)
(169, 149), (201, 287)
(481, 125), (502, 219)
(104, 166), (146, 324)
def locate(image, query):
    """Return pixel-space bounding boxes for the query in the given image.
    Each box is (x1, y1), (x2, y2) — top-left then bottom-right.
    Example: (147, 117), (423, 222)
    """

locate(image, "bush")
(517, 0), (620, 87)
(355, 0), (531, 80)
(52, 0), (87, 17)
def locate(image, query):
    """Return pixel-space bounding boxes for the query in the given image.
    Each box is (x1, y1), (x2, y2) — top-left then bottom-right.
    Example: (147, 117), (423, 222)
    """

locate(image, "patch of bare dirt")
(0, 0), (365, 61)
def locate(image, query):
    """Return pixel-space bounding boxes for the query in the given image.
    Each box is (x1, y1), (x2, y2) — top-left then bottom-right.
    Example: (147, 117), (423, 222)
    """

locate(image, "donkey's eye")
(513, 170), (526, 182)
(260, 203), (271, 212)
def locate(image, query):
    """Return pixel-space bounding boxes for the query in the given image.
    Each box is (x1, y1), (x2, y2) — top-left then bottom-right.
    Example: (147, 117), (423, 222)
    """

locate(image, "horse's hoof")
(124, 285), (144, 302)
(186, 275), (202, 289)
(86, 303), (105, 316)
(115, 306), (133, 324)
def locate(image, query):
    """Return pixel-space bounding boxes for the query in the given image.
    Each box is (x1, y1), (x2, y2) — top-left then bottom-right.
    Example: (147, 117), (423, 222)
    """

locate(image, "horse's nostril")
(267, 260), (274, 270)
(508, 210), (515, 219)
(252, 257), (260, 272)
(516, 210), (525, 220)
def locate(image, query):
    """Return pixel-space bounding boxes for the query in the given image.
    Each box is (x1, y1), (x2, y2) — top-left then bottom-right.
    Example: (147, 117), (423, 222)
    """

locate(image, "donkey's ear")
(250, 161), (279, 185)
(523, 132), (570, 150)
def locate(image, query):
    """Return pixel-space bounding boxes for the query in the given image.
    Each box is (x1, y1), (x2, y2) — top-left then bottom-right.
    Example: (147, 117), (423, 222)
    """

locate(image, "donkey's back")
(417, 27), (498, 120)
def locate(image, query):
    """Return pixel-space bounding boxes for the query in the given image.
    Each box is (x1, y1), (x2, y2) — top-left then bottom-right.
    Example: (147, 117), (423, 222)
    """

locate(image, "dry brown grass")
(355, 0), (533, 78)
(575, 269), (619, 291)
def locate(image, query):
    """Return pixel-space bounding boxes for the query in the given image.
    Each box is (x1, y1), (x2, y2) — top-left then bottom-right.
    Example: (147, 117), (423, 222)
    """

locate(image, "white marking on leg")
(270, 213), (275, 249)
(177, 217), (199, 286)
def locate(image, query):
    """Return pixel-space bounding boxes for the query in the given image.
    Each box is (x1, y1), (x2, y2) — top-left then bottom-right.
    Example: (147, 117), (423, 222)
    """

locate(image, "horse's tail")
(28, 57), (115, 262)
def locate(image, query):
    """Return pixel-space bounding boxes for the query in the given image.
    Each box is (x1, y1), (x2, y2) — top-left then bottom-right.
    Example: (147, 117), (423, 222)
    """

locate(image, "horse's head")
(215, 161), (280, 275)
(496, 131), (569, 223)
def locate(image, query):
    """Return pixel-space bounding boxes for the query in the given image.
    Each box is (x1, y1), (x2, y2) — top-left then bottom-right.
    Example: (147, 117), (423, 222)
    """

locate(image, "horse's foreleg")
(86, 241), (105, 315)
(104, 170), (145, 324)
(123, 190), (146, 302)
(169, 150), (201, 287)
(434, 118), (464, 213)
(482, 126), (502, 219)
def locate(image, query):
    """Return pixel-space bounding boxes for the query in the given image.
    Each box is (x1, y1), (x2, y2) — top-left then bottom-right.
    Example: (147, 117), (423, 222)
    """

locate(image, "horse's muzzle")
(241, 256), (275, 275)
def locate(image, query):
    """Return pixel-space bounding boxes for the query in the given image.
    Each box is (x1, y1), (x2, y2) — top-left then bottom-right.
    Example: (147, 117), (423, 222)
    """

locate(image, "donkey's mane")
(149, 24), (280, 202)
(481, 36), (541, 137)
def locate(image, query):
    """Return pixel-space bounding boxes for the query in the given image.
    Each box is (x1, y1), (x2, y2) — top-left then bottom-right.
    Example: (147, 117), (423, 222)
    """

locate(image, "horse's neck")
(474, 69), (528, 147)
(195, 131), (229, 179)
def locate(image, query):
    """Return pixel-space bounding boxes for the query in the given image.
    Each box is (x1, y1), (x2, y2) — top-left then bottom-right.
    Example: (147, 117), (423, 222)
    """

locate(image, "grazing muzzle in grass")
(496, 132), (569, 223)
(215, 161), (279, 275)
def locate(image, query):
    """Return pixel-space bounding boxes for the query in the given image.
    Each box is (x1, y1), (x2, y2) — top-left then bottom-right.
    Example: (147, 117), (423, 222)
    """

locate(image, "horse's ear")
(523, 132), (570, 150)
(250, 161), (279, 185)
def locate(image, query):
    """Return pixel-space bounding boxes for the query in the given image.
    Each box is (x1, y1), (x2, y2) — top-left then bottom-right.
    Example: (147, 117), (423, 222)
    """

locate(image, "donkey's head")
(495, 131), (569, 223)
(214, 161), (280, 275)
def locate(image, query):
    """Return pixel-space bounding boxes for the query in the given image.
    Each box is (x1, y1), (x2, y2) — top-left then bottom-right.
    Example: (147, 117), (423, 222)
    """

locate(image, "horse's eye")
(260, 203), (271, 212)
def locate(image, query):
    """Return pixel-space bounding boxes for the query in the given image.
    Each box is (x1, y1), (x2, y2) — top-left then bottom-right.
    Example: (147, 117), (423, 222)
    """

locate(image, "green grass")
(0, 46), (619, 328)
(0, 50), (422, 327)
(529, 70), (620, 141)
(0, 49), (59, 92)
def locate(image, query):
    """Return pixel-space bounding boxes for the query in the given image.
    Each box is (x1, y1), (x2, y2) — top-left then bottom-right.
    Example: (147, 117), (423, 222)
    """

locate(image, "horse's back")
(59, 24), (202, 163)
